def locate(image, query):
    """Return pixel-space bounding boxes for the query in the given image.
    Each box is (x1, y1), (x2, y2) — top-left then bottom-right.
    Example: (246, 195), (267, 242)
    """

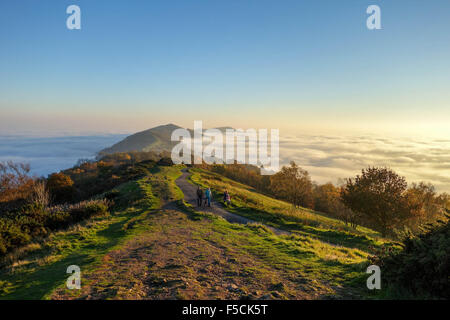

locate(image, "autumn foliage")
(269, 161), (314, 209)
(46, 172), (75, 203)
(0, 161), (35, 210)
(341, 167), (412, 236)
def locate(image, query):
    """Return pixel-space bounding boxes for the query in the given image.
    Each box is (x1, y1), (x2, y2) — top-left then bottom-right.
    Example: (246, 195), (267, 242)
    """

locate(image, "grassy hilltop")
(0, 160), (389, 300)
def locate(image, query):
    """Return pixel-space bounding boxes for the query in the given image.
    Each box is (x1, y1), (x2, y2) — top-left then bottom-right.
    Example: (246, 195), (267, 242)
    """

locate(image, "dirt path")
(175, 169), (291, 236)
(51, 209), (318, 300)
(48, 170), (349, 300)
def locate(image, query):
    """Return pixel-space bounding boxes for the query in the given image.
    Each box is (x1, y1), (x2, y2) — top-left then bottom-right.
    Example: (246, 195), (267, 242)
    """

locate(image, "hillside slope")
(189, 168), (385, 249)
(99, 124), (235, 156)
(0, 165), (383, 300)
(99, 124), (183, 155)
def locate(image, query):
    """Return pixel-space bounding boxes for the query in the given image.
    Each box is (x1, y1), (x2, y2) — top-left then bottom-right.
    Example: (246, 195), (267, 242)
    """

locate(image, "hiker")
(223, 190), (231, 206)
(196, 186), (203, 207)
(204, 187), (212, 207)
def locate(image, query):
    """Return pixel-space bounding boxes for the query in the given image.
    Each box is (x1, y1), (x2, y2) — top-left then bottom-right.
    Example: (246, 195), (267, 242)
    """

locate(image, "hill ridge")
(99, 123), (235, 156)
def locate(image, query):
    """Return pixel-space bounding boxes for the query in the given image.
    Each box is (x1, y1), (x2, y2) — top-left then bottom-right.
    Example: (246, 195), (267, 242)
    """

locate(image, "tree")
(270, 161), (314, 208)
(341, 167), (412, 236)
(402, 182), (449, 233)
(314, 183), (359, 228)
(47, 172), (75, 203)
(314, 183), (339, 214)
(0, 161), (34, 207)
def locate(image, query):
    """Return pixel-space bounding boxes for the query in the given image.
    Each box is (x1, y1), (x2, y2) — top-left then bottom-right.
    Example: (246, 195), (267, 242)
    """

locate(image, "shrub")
(74, 200), (109, 220)
(370, 213), (450, 299)
(104, 189), (120, 200)
(157, 157), (174, 166)
(44, 210), (71, 230)
(49, 199), (109, 223)
(62, 156), (158, 202)
(0, 199), (109, 256)
(47, 172), (75, 203)
(0, 219), (31, 255)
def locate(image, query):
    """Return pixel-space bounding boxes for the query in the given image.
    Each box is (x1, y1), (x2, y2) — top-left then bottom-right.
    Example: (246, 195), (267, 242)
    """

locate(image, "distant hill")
(99, 124), (232, 156)
(99, 124), (187, 155)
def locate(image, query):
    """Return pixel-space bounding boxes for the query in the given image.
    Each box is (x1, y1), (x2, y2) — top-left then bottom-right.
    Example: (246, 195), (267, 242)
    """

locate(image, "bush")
(0, 219), (31, 255)
(47, 173), (75, 203)
(157, 157), (174, 166)
(62, 156), (158, 202)
(0, 199), (109, 256)
(48, 199), (109, 223)
(44, 210), (71, 230)
(69, 200), (109, 221)
(371, 213), (450, 299)
(104, 189), (120, 200)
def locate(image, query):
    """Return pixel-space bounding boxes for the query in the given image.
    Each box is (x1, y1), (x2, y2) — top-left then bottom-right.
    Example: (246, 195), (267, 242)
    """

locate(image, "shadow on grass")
(315, 258), (370, 299)
(227, 206), (381, 252)
(0, 210), (145, 300)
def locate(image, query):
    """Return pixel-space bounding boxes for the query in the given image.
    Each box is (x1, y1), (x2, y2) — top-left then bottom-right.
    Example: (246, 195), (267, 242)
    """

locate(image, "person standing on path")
(196, 186), (203, 207)
(205, 187), (212, 207)
(223, 190), (231, 206)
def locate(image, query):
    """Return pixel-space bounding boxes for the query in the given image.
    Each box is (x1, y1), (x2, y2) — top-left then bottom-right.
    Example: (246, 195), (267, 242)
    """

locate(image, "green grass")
(0, 164), (384, 299)
(168, 191), (373, 299)
(50, 200), (374, 299)
(149, 165), (184, 201)
(175, 167), (381, 298)
(189, 168), (387, 252)
(199, 215), (370, 297)
(0, 166), (175, 300)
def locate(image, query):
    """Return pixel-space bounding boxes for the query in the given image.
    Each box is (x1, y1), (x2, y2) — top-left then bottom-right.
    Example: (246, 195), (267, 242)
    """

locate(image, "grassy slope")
(0, 165), (383, 299)
(189, 168), (387, 251)
(0, 166), (182, 299)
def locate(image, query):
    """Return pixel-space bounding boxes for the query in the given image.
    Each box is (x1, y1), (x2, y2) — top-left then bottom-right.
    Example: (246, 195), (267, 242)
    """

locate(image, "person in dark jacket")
(223, 190), (231, 206)
(196, 187), (203, 207)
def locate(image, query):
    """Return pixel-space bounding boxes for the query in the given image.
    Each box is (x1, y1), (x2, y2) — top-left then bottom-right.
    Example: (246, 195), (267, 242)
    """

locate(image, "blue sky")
(0, 0), (449, 136)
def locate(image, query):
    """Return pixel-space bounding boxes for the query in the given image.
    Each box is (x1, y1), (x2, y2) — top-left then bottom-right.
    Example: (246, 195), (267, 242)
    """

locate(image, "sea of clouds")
(1, 133), (449, 193)
(0, 135), (126, 177)
(279, 134), (450, 193)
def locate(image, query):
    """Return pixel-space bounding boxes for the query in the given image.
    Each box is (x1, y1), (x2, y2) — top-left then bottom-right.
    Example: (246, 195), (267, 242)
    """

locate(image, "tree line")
(200, 162), (449, 237)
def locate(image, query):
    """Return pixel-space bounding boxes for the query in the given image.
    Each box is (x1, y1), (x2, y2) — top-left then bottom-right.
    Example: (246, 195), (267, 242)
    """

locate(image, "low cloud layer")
(1, 133), (449, 193)
(279, 134), (450, 193)
(0, 135), (126, 177)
